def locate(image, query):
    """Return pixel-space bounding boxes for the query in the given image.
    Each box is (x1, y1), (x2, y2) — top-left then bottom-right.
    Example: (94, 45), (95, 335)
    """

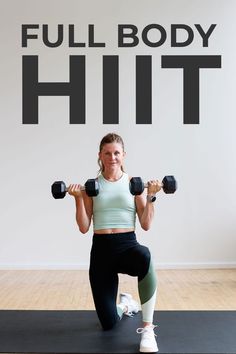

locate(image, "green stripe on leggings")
(138, 260), (157, 305)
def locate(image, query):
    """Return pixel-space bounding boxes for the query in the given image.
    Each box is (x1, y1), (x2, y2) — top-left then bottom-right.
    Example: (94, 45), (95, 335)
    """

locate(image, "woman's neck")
(102, 169), (123, 181)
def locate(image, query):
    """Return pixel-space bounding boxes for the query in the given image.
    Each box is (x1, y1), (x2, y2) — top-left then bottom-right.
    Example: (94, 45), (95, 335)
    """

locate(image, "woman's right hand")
(67, 184), (83, 199)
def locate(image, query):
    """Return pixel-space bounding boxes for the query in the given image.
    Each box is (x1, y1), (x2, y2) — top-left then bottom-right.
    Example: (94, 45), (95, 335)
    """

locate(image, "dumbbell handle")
(143, 182), (163, 189)
(65, 185), (86, 192)
(66, 183), (98, 197)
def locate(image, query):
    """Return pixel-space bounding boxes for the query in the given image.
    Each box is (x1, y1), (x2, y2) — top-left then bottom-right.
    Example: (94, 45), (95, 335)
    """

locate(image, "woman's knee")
(135, 246), (151, 281)
(101, 315), (118, 331)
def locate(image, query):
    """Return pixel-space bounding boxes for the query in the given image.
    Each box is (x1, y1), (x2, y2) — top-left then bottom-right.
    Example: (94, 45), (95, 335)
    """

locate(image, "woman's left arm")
(135, 180), (162, 231)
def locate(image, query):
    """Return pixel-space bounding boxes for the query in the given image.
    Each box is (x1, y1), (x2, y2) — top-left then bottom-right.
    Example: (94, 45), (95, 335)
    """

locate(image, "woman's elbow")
(141, 222), (151, 231)
(78, 228), (85, 234)
(77, 223), (90, 234)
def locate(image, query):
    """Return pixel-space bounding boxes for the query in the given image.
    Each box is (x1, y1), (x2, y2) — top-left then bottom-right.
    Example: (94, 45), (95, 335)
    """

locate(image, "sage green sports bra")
(92, 173), (136, 231)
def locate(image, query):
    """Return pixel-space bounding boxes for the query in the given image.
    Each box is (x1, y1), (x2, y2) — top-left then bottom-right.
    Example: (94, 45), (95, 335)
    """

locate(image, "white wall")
(0, 0), (235, 269)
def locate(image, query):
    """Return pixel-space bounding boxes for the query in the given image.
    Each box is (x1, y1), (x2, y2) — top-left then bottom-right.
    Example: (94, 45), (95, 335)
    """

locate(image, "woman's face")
(99, 142), (125, 172)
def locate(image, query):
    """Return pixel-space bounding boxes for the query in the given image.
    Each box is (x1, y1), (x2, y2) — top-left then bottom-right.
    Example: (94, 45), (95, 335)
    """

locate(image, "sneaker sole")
(140, 346), (159, 353)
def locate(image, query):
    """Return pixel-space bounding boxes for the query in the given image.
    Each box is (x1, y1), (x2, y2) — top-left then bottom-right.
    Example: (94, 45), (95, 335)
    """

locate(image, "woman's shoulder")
(122, 172), (131, 181)
(124, 173), (132, 181)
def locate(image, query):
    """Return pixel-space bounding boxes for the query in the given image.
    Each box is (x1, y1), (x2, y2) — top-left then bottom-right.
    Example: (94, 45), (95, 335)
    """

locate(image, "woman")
(68, 133), (161, 353)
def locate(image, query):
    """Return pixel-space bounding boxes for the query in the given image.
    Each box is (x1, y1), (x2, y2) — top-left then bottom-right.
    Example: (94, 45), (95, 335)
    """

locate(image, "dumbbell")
(129, 176), (177, 195)
(51, 179), (99, 199)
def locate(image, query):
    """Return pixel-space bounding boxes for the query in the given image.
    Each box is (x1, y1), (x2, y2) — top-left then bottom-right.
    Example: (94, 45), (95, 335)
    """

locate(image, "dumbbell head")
(162, 176), (177, 194)
(51, 181), (67, 199)
(130, 177), (144, 195)
(85, 179), (99, 197)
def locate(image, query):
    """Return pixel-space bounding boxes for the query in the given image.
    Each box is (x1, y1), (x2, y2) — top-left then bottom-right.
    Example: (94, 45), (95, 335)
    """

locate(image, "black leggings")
(89, 231), (155, 330)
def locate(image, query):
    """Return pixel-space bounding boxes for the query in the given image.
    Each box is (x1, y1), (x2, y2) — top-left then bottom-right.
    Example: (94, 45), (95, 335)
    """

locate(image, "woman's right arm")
(68, 184), (93, 234)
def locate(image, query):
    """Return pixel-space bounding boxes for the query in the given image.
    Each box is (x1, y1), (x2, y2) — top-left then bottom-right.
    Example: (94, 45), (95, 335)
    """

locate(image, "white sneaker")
(136, 325), (159, 353)
(119, 293), (140, 317)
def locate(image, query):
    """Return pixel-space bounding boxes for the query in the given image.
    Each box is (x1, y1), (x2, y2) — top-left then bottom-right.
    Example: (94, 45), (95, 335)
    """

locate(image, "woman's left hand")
(147, 180), (162, 195)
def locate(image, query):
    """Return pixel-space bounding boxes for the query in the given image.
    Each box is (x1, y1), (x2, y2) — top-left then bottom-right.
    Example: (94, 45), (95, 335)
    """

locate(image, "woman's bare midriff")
(94, 228), (135, 234)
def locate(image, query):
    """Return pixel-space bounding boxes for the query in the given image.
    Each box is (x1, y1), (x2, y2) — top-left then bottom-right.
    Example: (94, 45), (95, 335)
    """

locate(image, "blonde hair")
(98, 133), (125, 174)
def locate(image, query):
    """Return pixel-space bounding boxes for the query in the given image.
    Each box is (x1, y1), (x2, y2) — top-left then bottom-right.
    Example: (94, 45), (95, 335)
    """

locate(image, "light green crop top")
(92, 173), (136, 231)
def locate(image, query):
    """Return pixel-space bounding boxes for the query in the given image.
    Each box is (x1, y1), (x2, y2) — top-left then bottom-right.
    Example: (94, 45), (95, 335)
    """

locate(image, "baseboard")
(154, 262), (236, 269)
(0, 262), (236, 270)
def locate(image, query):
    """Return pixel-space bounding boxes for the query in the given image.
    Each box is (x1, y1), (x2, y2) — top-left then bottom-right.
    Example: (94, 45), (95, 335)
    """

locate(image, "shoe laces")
(136, 324), (158, 337)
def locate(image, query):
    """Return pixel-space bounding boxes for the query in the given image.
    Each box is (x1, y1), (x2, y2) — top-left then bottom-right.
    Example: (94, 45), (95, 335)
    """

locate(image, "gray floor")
(0, 310), (236, 353)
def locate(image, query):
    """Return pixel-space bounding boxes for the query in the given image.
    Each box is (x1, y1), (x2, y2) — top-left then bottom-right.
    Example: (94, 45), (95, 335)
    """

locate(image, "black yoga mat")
(0, 310), (236, 353)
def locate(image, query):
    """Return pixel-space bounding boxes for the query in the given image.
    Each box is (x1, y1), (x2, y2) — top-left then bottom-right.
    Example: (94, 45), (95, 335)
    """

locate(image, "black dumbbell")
(129, 176), (177, 195)
(51, 179), (99, 199)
